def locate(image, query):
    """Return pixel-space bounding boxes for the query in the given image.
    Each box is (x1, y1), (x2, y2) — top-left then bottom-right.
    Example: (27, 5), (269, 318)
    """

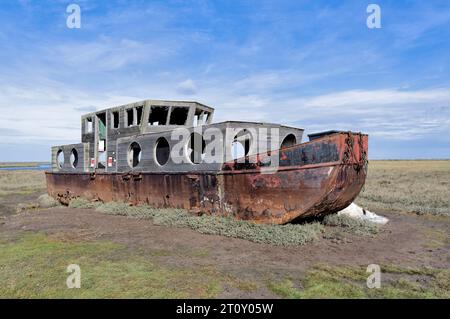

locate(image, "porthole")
(128, 142), (142, 168)
(187, 132), (206, 164)
(280, 134), (297, 149)
(56, 149), (64, 169)
(155, 137), (170, 166)
(70, 149), (78, 169)
(231, 130), (252, 160)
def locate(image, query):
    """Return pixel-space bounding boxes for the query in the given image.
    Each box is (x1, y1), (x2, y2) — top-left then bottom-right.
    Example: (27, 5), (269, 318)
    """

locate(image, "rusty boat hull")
(46, 132), (368, 224)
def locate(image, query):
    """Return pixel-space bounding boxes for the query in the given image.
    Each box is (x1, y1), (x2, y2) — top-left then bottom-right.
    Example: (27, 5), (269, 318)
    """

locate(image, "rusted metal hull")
(46, 132), (368, 224)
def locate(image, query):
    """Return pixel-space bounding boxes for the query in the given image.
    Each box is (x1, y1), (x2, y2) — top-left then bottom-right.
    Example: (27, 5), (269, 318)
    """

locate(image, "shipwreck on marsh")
(46, 99), (368, 224)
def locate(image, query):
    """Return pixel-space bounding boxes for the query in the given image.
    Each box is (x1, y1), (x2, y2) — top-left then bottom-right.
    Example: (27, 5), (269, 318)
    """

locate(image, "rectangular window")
(86, 117), (93, 133)
(169, 107), (189, 125)
(112, 111), (119, 129)
(126, 108), (134, 127)
(148, 106), (169, 126)
(204, 112), (211, 123)
(136, 106), (143, 125)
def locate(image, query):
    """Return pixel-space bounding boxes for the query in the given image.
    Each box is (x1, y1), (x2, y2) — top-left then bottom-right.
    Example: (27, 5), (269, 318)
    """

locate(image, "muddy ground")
(1, 193), (448, 298)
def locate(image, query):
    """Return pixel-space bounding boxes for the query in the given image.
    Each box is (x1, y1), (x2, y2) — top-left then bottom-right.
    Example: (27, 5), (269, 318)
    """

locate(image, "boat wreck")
(46, 99), (368, 224)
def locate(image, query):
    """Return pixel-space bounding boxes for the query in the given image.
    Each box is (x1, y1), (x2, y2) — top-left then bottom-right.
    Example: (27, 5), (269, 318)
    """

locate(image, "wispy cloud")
(1, 0), (450, 160)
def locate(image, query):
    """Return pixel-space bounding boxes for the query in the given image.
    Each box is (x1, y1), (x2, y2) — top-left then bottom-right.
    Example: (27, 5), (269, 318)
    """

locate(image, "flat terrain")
(0, 161), (448, 298)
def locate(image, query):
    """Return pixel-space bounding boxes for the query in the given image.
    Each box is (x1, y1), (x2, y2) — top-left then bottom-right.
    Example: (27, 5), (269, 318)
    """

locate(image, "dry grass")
(323, 214), (379, 236)
(0, 171), (46, 197)
(356, 160), (450, 215)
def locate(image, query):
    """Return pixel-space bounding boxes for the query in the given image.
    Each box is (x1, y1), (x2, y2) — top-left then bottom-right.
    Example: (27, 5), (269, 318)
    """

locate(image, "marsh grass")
(0, 233), (224, 298)
(0, 171), (46, 197)
(322, 214), (379, 236)
(267, 264), (450, 299)
(356, 160), (450, 215)
(68, 199), (325, 246)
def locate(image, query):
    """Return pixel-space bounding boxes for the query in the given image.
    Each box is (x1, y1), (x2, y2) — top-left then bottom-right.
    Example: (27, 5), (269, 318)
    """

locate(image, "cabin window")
(204, 112), (211, 124)
(193, 109), (209, 126)
(86, 117), (93, 133)
(231, 130), (251, 160)
(56, 149), (64, 169)
(169, 107), (189, 125)
(148, 106), (169, 126)
(155, 137), (170, 166)
(70, 149), (78, 169)
(187, 132), (206, 164)
(128, 142), (142, 168)
(126, 108), (134, 127)
(136, 106), (143, 125)
(280, 134), (297, 149)
(112, 111), (119, 129)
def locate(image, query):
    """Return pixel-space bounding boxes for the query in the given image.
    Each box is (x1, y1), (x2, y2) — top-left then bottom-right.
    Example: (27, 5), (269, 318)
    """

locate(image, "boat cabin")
(51, 99), (304, 173)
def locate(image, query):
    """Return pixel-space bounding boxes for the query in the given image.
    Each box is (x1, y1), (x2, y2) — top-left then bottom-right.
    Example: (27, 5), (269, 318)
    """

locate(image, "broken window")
(193, 109), (206, 126)
(128, 142), (142, 168)
(169, 107), (189, 125)
(86, 117), (93, 133)
(70, 149), (78, 169)
(231, 130), (251, 160)
(97, 112), (107, 139)
(155, 137), (170, 166)
(280, 134), (297, 149)
(204, 112), (211, 124)
(187, 132), (206, 164)
(126, 109), (134, 127)
(136, 106), (143, 125)
(57, 149), (64, 169)
(111, 111), (119, 129)
(148, 106), (169, 126)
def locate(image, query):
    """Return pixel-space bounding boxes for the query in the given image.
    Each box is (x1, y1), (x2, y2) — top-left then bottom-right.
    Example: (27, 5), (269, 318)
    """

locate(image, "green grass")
(267, 264), (450, 299)
(69, 199), (325, 246)
(356, 160), (450, 215)
(0, 233), (224, 298)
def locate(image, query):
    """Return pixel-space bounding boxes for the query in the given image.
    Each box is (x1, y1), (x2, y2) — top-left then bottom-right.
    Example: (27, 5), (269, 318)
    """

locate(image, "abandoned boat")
(46, 99), (368, 224)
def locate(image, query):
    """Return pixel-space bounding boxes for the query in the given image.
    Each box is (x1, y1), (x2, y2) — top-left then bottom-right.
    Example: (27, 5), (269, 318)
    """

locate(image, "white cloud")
(177, 79), (198, 95)
(48, 37), (177, 72)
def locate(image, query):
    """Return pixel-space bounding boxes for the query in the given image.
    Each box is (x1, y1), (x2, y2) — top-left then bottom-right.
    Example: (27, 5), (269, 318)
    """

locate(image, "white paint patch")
(327, 167), (333, 176)
(337, 203), (389, 225)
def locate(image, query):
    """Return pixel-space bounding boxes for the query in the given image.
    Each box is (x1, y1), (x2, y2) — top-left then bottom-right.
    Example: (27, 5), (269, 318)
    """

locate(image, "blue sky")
(0, 0), (449, 161)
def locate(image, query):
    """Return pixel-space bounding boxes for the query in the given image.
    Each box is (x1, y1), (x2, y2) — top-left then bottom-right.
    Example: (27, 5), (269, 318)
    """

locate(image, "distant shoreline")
(0, 162), (50, 168)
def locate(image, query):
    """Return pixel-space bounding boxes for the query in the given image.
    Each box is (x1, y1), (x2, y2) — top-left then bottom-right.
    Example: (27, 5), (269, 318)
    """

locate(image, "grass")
(322, 214), (379, 236)
(356, 160), (450, 215)
(267, 264), (450, 299)
(69, 199), (325, 246)
(0, 233), (225, 298)
(0, 171), (46, 197)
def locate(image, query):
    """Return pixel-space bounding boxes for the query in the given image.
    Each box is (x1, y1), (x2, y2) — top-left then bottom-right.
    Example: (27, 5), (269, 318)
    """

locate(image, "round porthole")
(128, 142), (142, 168)
(231, 130), (252, 160)
(187, 132), (206, 164)
(155, 137), (170, 166)
(56, 149), (64, 169)
(70, 149), (78, 169)
(280, 134), (297, 149)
